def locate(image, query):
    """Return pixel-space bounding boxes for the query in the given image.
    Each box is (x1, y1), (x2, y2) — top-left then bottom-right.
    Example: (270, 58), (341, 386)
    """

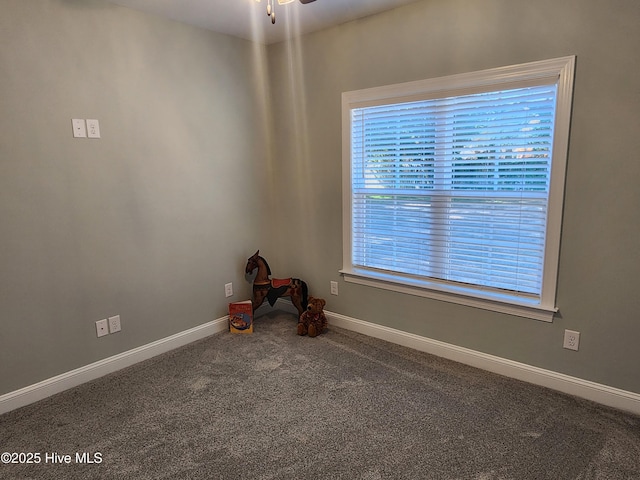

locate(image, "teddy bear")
(297, 296), (327, 337)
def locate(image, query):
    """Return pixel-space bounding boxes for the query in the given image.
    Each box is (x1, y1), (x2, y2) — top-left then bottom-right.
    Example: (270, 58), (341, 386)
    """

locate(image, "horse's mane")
(259, 255), (272, 276)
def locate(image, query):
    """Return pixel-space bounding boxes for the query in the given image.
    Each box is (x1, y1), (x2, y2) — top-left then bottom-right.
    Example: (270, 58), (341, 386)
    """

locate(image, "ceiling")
(104, 0), (423, 45)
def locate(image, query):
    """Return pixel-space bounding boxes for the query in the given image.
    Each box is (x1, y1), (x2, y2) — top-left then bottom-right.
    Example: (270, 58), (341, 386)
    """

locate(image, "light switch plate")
(86, 119), (101, 138)
(72, 119), (86, 138)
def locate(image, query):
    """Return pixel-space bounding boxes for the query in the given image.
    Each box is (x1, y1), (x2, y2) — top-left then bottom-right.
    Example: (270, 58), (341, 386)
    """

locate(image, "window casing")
(341, 57), (575, 321)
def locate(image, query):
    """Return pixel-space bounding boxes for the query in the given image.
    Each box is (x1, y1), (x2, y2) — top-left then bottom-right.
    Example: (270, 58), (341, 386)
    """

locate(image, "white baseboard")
(4, 304), (639, 417)
(0, 316), (229, 415)
(325, 310), (640, 416)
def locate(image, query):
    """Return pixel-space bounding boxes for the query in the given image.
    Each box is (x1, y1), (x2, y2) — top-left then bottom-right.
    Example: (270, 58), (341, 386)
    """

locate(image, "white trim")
(0, 316), (229, 415)
(542, 55), (575, 304)
(4, 303), (638, 417)
(342, 56), (576, 322)
(342, 56), (575, 108)
(341, 268), (556, 322)
(326, 309), (640, 416)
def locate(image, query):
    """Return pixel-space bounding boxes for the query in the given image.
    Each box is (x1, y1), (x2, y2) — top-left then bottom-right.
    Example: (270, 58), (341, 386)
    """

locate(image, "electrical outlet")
(96, 319), (109, 338)
(330, 281), (339, 296)
(108, 315), (121, 334)
(225, 282), (233, 298)
(86, 119), (101, 138)
(563, 329), (580, 351)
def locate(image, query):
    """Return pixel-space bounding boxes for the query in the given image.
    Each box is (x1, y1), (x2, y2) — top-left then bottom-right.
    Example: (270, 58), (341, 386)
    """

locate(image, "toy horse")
(245, 250), (308, 317)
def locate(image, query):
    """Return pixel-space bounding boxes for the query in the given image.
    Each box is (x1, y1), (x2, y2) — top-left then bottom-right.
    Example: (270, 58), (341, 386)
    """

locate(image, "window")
(341, 57), (575, 321)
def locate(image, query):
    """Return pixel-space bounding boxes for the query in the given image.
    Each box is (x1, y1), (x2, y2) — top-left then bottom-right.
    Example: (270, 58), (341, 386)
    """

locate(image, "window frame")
(341, 56), (575, 322)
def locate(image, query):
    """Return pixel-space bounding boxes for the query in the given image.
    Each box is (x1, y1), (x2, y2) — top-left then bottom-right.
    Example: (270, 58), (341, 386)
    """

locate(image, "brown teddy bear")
(297, 296), (327, 337)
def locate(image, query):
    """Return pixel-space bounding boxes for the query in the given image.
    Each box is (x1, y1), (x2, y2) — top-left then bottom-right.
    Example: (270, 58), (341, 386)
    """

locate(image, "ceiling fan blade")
(299, 0), (316, 4)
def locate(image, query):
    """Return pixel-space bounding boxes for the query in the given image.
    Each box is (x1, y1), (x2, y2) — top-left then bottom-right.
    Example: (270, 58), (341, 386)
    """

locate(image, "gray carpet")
(1, 311), (639, 479)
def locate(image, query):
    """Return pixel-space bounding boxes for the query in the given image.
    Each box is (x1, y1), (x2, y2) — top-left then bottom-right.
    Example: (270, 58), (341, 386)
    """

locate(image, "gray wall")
(0, 0), (270, 394)
(2, 0), (639, 399)
(267, 0), (640, 394)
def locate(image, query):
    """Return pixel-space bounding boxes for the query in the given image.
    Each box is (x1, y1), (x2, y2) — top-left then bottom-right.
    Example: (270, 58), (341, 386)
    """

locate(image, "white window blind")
(342, 57), (575, 320)
(352, 86), (555, 297)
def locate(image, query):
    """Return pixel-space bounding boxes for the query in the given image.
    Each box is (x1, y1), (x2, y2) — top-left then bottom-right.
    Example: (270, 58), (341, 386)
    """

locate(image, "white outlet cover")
(86, 119), (101, 138)
(563, 329), (580, 351)
(96, 319), (109, 337)
(108, 315), (121, 334)
(72, 119), (86, 138)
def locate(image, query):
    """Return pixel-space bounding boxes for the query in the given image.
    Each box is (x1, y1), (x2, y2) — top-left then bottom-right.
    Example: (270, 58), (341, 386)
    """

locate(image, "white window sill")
(340, 268), (557, 322)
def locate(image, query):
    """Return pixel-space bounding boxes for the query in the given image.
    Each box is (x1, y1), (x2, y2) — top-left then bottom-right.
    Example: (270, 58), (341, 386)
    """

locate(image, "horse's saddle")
(270, 278), (292, 289)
